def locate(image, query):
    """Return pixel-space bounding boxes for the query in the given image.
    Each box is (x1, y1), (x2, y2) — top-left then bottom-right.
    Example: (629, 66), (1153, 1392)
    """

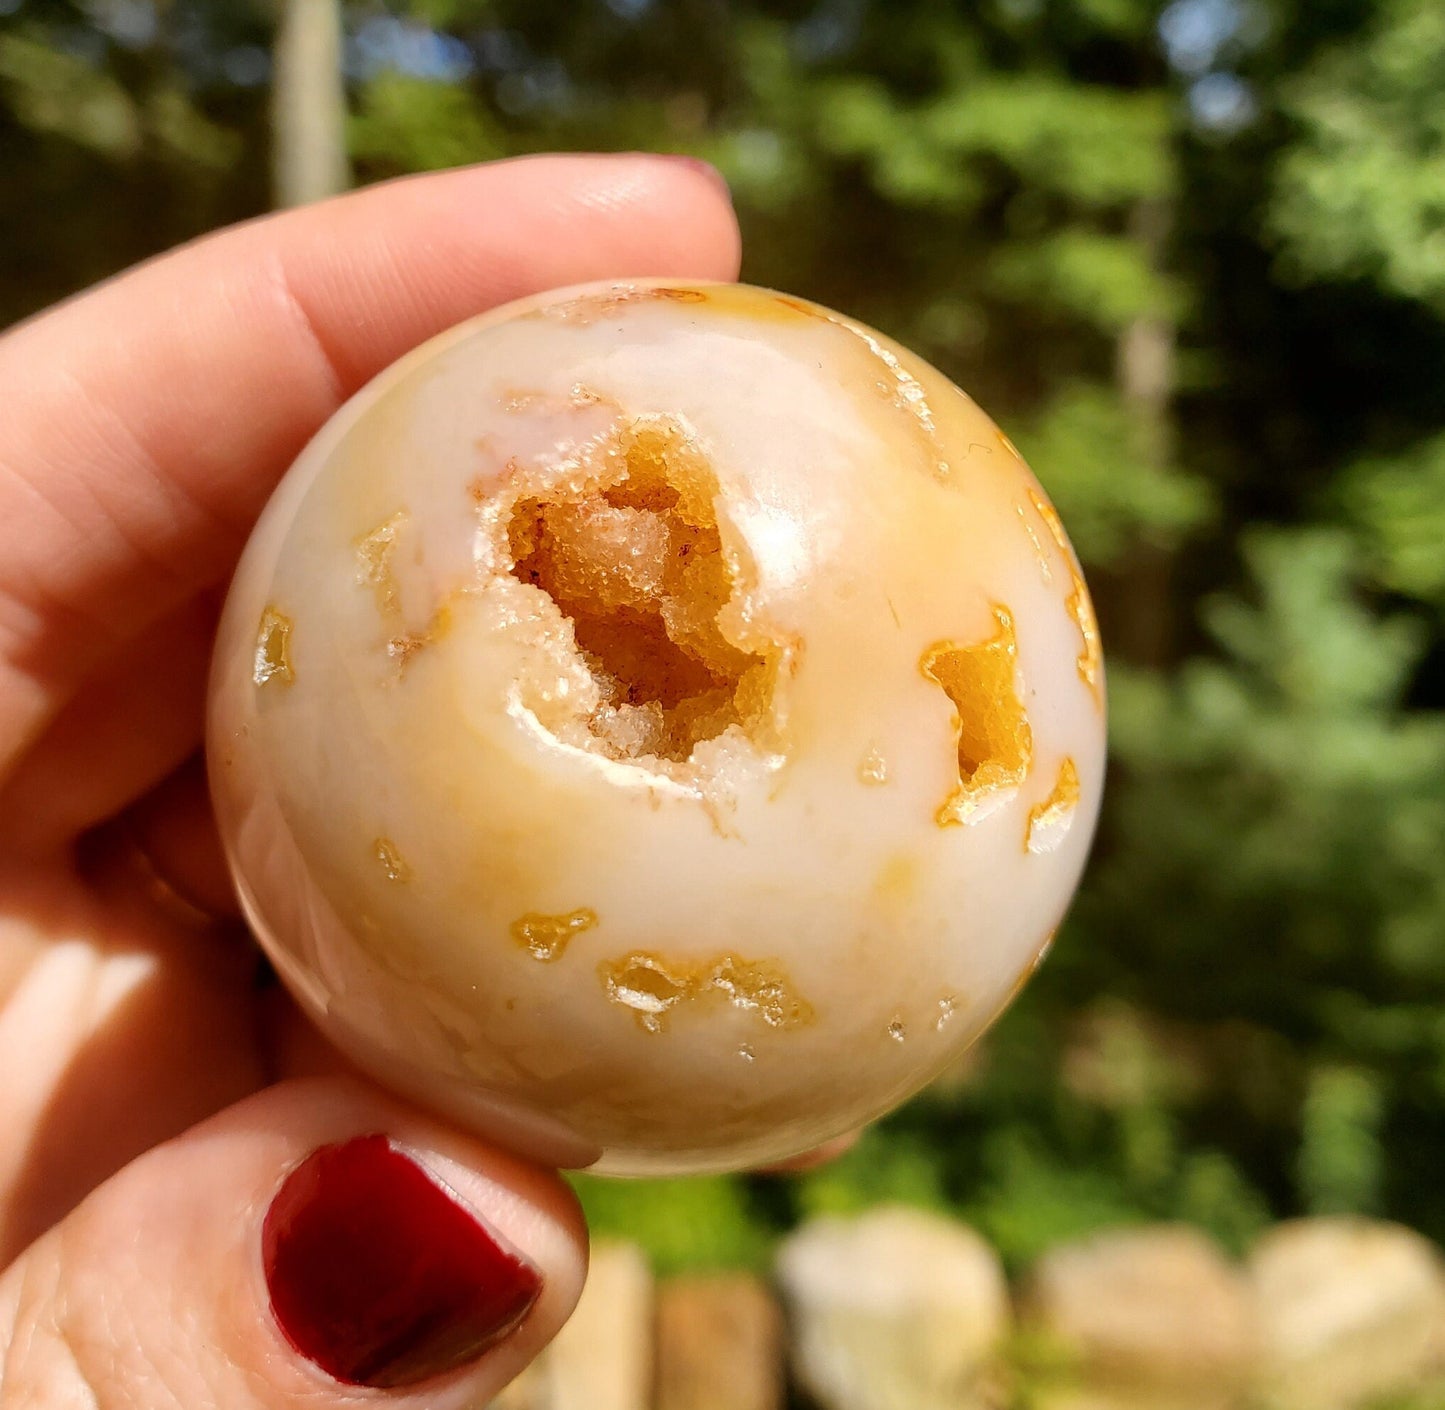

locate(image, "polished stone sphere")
(207, 281), (1106, 1175)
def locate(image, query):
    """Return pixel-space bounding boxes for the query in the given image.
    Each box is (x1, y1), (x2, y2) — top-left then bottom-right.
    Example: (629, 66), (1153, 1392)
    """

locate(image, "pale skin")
(0, 153), (857, 1408)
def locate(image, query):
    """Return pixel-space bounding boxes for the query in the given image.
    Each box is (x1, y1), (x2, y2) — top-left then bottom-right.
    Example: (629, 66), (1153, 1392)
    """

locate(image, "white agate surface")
(207, 280), (1107, 1175)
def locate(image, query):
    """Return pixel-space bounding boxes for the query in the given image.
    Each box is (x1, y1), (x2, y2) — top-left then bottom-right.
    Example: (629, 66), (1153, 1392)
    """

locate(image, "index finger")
(0, 153), (740, 770)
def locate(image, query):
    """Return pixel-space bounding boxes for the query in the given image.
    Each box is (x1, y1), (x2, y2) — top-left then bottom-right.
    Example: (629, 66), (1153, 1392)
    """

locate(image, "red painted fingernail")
(262, 1134), (541, 1388)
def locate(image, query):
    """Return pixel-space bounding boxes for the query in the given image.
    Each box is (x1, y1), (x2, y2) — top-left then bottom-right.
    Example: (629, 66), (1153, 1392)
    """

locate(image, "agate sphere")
(207, 280), (1106, 1175)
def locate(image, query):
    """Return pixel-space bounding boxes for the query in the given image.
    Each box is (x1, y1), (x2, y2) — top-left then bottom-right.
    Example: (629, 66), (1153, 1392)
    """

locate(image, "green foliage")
(1299, 1064), (1386, 1214)
(793, 1128), (949, 1221)
(923, 79), (1175, 207)
(1272, 0), (1445, 307)
(0, 28), (240, 171)
(1368, 1387), (1445, 1410)
(0, 31), (142, 159)
(810, 73), (986, 210)
(960, 1128), (1148, 1270)
(351, 73), (505, 172)
(1172, 1151), (1274, 1255)
(1020, 381), (1213, 563)
(990, 231), (1183, 335)
(1099, 530), (1444, 970)
(1069, 0), (1161, 41)
(1088, 530), (1445, 1233)
(569, 1173), (772, 1277)
(145, 86), (242, 172)
(1340, 431), (1445, 611)
(949, 993), (1274, 1264)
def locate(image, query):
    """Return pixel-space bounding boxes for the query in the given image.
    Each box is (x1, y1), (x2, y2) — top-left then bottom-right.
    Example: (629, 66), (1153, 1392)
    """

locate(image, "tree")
(272, 0), (350, 205)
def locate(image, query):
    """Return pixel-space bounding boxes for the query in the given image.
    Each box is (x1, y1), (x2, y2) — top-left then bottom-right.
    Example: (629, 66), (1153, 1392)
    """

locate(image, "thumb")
(0, 1076), (588, 1407)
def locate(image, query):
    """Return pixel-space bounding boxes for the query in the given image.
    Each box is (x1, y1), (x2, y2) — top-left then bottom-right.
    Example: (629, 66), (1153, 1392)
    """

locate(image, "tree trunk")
(271, 0), (349, 208)
(1112, 196), (1178, 666)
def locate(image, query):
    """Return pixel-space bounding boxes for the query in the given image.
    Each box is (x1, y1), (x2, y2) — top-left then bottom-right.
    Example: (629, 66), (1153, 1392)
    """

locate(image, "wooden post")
(487, 1241), (654, 1410)
(654, 1274), (784, 1410)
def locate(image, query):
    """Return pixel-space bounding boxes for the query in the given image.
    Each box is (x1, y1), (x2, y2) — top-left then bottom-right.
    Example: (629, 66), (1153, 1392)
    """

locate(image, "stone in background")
(1248, 1217), (1445, 1409)
(1020, 1224), (1255, 1410)
(775, 1204), (1009, 1410)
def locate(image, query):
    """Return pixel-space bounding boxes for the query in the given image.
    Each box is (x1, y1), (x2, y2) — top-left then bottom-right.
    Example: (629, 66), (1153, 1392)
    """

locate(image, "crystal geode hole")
(505, 418), (777, 767)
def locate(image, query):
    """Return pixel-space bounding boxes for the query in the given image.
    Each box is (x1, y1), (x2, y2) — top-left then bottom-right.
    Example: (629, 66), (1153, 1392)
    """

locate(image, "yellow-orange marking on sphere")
(512, 908), (599, 963)
(599, 951), (814, 1034)
(1025, 757), (1081, 854)
(373, 837), (412, 883)
(922, 604), (1033, 826)
(254, 606), (295, 687)
(1029, 488), (1103, 706)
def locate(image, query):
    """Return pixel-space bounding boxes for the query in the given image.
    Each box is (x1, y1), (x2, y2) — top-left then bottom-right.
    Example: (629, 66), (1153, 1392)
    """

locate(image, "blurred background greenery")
(6, 0), (1445, 1285)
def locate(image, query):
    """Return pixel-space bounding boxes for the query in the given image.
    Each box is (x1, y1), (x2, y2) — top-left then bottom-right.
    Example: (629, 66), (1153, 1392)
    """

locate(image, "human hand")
(0, 154), (739, 1406)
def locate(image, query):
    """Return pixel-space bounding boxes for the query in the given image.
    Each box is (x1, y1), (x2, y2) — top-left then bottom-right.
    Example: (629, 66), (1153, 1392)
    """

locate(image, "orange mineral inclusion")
(254, 605), (295, 687)
(511, 909), (599, 963)
(506, 416), (778, 764)
(372, 837), (413, 883)
(599, 950), (815, 1034)
(1029, 488), (1103, 705)
(922, 604), (1034, 826)
(1025, 758), (1082, 854)
(355, 512), (454, 673)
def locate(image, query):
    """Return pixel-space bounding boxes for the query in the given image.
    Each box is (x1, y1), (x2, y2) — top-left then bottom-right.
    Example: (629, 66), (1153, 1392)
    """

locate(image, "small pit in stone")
(922, 604), (1033, 825)
(507, 420), (773, 763)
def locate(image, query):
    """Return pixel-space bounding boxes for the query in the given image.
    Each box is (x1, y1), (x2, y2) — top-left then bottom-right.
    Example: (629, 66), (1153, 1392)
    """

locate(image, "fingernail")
(263, 1134), (542, 1388)
(635, 151), (732, 206)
